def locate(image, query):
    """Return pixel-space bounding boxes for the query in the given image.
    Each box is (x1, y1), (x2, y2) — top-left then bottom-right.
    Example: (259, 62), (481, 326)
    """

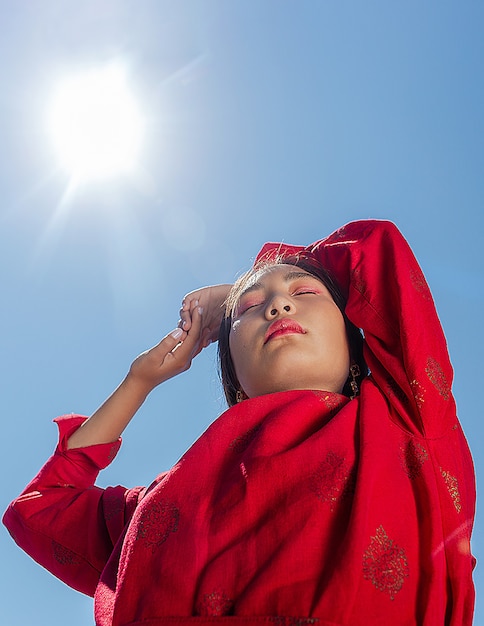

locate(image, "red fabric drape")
(3, 221), (475, 625)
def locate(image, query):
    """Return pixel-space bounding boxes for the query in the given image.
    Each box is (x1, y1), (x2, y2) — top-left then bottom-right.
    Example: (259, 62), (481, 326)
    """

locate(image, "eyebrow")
(239, 270), (320, 299)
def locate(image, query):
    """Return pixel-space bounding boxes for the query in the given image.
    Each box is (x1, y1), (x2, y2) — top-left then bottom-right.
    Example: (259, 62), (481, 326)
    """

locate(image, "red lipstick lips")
(264, 319), (305, 343)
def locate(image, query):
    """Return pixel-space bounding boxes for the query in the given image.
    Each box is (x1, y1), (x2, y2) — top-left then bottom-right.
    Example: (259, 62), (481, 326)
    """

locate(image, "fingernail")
(171, 328), (183, 339)
(198, 306), (203, 314)
(182, 320), (188, 329)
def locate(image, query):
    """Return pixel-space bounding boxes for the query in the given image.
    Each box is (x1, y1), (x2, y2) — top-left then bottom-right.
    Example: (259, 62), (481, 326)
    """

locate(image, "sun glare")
(48, 64), (145, 182)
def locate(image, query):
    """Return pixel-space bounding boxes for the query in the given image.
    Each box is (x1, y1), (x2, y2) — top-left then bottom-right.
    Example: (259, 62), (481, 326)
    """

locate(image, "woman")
(3, 220), (476, 625)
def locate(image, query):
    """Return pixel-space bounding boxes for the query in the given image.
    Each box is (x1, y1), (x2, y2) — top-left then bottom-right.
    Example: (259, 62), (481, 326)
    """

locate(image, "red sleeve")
(257, 220), (456, 438)
(2, 415), (145, 597)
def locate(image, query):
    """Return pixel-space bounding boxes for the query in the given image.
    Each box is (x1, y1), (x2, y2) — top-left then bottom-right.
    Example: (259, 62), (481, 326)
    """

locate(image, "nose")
(265, 294), (295, 319)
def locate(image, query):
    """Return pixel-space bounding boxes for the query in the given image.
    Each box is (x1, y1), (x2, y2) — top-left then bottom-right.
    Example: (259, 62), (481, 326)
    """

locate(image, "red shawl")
(3, 220), (476, 625)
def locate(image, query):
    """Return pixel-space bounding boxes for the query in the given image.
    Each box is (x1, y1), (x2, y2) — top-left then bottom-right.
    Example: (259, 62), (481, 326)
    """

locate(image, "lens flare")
(48, 64), (144, 182)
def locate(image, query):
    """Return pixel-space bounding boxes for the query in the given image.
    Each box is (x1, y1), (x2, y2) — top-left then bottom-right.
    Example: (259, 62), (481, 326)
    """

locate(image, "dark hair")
(218, 255), (368, 406)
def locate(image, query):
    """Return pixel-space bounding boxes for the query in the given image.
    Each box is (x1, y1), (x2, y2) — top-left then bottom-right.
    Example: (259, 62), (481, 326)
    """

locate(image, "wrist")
(122, 371), (153, 402)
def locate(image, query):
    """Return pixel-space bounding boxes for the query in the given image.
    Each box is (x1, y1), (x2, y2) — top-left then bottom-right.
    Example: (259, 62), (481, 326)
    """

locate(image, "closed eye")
(294, 289), (319, 296)
(238, 301), (263, 315)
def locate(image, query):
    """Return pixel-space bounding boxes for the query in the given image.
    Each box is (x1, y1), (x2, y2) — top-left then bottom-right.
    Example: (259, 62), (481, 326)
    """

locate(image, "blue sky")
(1, 1), (483, 624)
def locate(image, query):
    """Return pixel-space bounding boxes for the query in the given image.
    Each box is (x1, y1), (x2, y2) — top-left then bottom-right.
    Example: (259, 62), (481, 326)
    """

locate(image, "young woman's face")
(229, 264), (350, 399)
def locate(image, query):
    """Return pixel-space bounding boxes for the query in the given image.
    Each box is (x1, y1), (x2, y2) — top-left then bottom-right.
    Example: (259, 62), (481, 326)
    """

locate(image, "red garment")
(3, 221), (475, 626)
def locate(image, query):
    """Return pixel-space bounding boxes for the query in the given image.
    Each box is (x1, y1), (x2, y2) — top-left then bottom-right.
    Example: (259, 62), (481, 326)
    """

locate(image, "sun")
(48, 64), (145, 182)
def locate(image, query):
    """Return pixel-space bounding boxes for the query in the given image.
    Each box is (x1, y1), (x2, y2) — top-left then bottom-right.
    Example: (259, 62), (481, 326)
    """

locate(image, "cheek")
(334, 313), (349, 347)
(228, 325), (242, 367)
(334, 317), (351, 365)
(228, 323), (253, 376)
(229, 320), (243, 357)
(321, 308), (349, 351)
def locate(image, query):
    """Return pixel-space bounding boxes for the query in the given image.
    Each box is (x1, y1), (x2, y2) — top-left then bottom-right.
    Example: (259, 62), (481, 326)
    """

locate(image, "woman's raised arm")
(3, 290), (230, 594)
(67, 283), (232, 450)
(67, 300), (207, 449)
(256, 220), (455, 438)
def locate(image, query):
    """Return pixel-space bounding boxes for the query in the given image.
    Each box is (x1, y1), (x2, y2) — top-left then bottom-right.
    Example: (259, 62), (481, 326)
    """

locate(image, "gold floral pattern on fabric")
(196, 590), (233, 616)
(410, 268), (431, 300)
(229, 425), (262, 454)
(410, 379), (426, 409)
(440, 467), (462, 513)
(362, 526), (409, 600)
(400, 439), (428, 479)
(309, 451), (355, 511)
(425, 357), (450, 401)
(52, 540), (81, 566)
(136, 500), (179, 552)
(313, 391), (345, 413)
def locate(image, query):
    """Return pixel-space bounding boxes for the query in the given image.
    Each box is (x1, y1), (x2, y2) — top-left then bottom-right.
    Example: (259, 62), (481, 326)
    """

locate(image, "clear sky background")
(0, 1), (482, 624)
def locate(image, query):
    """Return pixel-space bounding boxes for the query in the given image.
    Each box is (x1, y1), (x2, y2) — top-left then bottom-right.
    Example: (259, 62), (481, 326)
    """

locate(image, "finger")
(149, 327), (187, 362)
(184, 305), (204, 353)
(179, 310), (191, 330)
(180, 298), (199, 330)
(181, 294), (199, 311)
(188, 298), (199, 313)
(169, 305), (204, 364)
(188, 320), (211, 360)
(181, 296), (191, 311)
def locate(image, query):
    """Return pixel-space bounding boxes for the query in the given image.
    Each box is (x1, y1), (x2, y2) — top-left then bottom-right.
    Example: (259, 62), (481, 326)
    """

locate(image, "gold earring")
(349, 364), (361, 400)
(236, 390), (244, 403)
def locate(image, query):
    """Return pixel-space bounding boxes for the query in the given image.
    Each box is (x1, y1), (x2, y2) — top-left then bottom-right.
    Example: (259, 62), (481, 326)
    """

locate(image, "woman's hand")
(179, 284), (233, 344)
(68, 303), (207, 449)
(129, 301), (206, 396)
